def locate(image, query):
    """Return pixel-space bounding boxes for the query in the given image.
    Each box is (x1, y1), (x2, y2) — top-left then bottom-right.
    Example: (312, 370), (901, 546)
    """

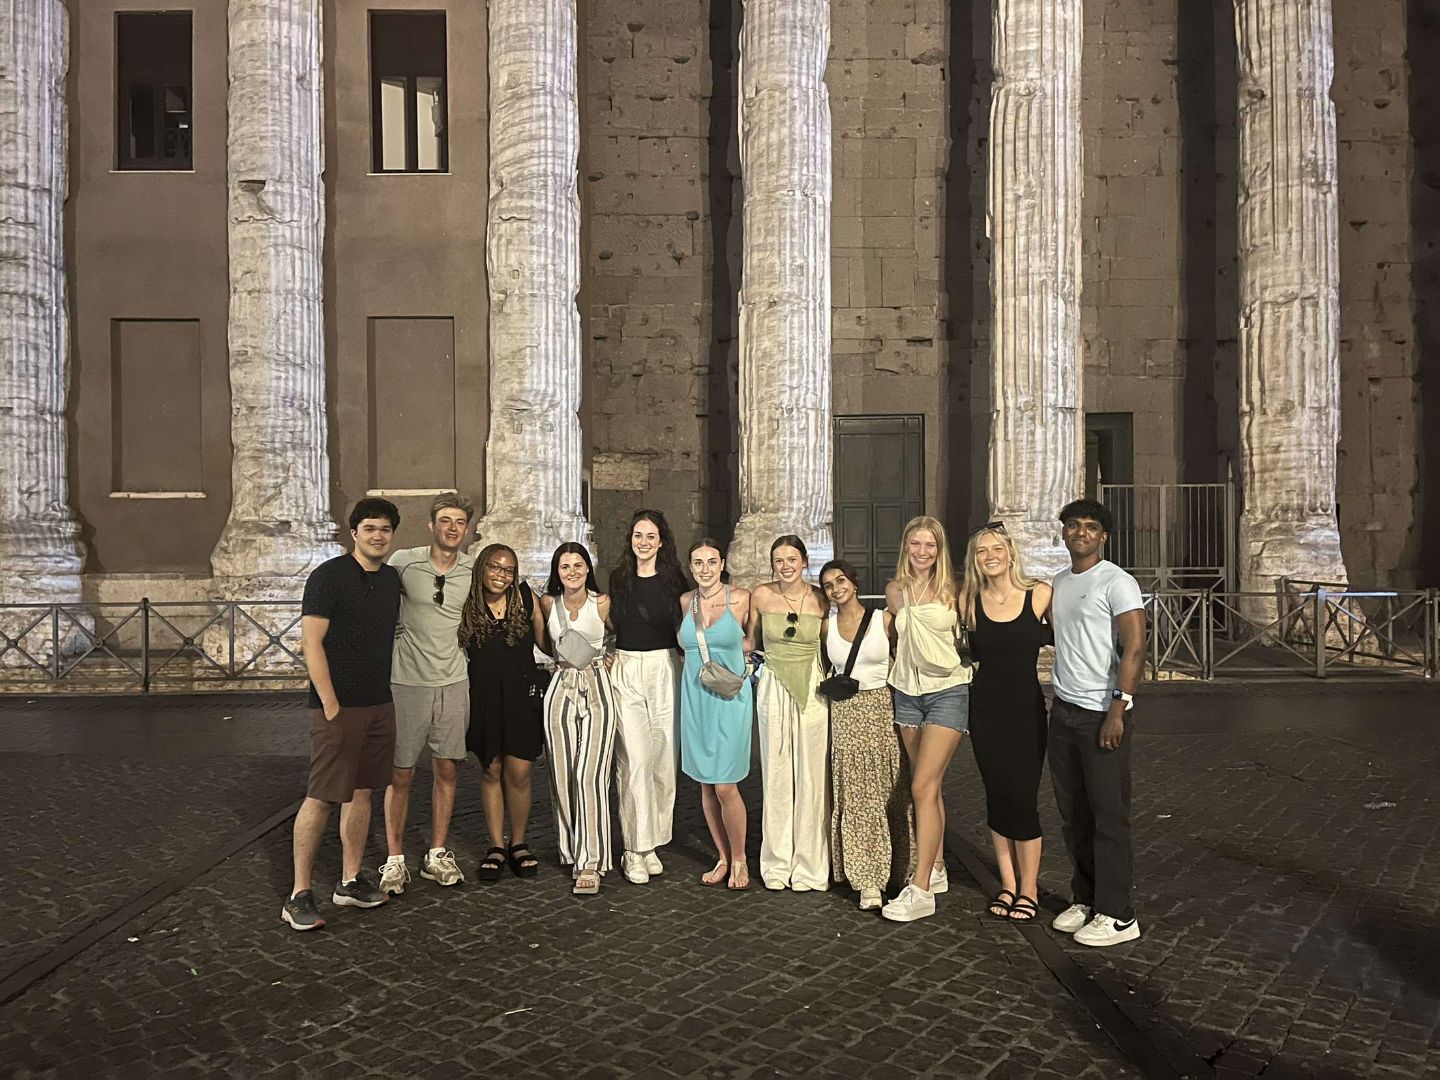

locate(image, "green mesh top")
(760, 611), (822, 710)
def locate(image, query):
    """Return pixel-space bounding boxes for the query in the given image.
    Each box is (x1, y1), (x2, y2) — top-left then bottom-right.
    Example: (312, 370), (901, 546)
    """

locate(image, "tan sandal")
(728, 862), (750, 890)
(572, 870), (600, 895)
(700, 860), (729, 886)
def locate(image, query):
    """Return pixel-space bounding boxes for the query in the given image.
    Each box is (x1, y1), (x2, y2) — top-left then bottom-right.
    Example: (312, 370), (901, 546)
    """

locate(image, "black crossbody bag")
(817, 607), (875, 703)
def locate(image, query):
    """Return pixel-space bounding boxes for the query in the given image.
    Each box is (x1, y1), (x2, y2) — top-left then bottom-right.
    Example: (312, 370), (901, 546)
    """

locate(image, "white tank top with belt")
(824, 611), (892, 692)
(546, 593), (609, 715)
(889, 586), (971, 696)
(547, 592), (607, 655)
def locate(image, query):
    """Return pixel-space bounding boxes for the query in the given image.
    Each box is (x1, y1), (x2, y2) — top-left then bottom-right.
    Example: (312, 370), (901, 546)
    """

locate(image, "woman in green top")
(747, 534), (831, 892)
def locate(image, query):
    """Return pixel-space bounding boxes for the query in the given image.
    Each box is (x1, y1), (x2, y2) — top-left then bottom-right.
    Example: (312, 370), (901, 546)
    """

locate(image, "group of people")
(281, 491), (1147, 948)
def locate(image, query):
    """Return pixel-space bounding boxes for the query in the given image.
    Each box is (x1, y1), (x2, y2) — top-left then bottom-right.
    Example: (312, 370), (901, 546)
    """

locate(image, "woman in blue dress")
(678, 538), (754, 890)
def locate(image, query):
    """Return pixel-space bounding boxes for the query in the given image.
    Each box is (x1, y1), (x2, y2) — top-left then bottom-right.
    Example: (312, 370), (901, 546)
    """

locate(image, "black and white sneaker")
(1073, 913), (1141, 947)
(332, 872), (389, 909)
(281, 890), (326, 931)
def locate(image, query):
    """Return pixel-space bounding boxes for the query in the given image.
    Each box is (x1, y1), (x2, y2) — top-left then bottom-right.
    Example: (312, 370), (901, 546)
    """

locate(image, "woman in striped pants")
(539, 543), (617, 896)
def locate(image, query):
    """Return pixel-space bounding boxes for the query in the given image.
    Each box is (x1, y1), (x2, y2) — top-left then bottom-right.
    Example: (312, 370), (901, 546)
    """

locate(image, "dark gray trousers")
(1047, 697), (1135, 921)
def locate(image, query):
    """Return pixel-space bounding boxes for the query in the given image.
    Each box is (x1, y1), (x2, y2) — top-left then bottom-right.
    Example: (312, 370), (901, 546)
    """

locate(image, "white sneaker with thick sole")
(881, 884), (936, 923)
(420, 849), (465, 886)
(642, 851), (664, 876)
(1073, 914), (1141, 947)
(1052, 902), (1092, 933)
(859, 888), (883, 911)
(621, 851), (650, 884)
(929, 863), (949, 894)
(378, 858), (410, 895)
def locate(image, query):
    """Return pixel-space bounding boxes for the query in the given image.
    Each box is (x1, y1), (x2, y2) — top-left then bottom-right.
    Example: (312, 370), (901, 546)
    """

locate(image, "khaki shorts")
(307, 703), (396, 803)
(392, 680), (470, 768)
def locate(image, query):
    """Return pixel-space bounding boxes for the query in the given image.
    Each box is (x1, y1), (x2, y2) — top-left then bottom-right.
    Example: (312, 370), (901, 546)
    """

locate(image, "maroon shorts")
(307, 703), (396, 803)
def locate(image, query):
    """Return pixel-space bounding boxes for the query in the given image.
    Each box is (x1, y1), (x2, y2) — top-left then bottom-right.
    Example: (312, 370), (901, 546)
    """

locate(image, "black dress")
(465, 581), (546, 765)
(969, 589), (1049, 841)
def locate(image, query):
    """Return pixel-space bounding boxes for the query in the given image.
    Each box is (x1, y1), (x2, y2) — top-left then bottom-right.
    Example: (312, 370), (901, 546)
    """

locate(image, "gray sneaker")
(421, 849), (465, 887)
(280, 890), (326, 931)
(332, 872), (388, 909)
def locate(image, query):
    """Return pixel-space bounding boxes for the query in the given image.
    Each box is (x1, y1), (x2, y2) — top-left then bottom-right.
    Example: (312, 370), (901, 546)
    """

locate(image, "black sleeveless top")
(613, 573), (679, 652)
(970, 589), (1046, 710)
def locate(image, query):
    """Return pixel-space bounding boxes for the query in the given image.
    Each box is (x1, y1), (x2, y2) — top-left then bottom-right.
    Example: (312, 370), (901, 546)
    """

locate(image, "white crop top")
(824, 611), (892, 692)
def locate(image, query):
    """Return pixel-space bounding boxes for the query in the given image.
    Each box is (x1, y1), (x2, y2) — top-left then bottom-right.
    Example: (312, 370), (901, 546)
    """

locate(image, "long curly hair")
(458, 544), (532, 649)
(609, 509), (686, 627)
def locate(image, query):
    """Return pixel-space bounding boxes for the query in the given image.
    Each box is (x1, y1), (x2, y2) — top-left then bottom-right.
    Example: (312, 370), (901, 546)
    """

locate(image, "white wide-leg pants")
(757, 667), (831, 890)
(610, 648), (681, 853)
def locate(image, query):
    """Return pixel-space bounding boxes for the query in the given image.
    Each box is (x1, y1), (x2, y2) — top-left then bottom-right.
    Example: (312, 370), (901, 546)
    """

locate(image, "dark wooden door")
(833, 415), (924, 597)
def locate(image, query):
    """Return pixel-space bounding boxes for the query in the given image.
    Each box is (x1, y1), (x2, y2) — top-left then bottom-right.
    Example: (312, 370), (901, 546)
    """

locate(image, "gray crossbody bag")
(692, 590), (749, 699)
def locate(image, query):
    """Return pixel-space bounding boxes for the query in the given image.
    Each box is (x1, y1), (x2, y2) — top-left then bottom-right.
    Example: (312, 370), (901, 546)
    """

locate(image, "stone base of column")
(725, 514), (834, 589)
(206, 573), (319, 675)
(997, 517), (1071, 581)
(474, 511), (593, 589)
(210, 524), (341, 583)
(0, 524), (84, 602)
(1239, 515), (1347, 594)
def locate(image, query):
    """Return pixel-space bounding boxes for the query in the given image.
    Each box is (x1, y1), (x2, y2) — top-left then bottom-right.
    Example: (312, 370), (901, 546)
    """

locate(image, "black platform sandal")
(508, 843), (539, 878)
(1008, 894), (1040, 922)
(987, 889), (1017, 919)
(477, 847), (506, 882)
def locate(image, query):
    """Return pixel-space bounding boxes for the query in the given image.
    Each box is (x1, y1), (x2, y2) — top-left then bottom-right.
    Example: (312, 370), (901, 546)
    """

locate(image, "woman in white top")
(538, 543), (616, 897)
(881, 516), (973, 923)
(819, 559), (914, 911)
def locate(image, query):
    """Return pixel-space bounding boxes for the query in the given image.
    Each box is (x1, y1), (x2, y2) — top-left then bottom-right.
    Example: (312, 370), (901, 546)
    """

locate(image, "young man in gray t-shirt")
(377, 492), (477, 894)
(1046, 498), (1147, 947)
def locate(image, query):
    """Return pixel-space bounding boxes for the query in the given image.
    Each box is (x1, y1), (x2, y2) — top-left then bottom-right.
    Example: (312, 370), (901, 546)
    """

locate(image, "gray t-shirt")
(389, 546), (475, 686)
(1050, 559), (1144, 712)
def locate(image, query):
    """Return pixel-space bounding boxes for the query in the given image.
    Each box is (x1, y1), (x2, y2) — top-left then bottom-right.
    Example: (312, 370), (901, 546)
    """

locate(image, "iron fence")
(1098, 479), (1235, 592)
(2, 589), (1435, 692)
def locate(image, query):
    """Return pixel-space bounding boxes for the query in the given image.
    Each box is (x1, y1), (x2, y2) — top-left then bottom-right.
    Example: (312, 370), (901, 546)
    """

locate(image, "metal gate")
(1098, 474), (1236, 592)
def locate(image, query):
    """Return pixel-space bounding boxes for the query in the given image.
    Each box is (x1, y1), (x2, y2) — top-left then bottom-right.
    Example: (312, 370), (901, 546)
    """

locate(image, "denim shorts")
(893, 683), (969, 733)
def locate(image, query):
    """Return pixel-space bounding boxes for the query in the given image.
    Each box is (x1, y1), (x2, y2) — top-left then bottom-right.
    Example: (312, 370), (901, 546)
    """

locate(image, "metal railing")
(1098, 479), (1235, 592)
(0, 599), (307, 691)
(2, 588), (1435, 692)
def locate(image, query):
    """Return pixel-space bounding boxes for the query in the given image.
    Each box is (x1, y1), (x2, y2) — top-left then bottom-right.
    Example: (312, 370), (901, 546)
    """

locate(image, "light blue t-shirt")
(1050, 560), (1144, 712)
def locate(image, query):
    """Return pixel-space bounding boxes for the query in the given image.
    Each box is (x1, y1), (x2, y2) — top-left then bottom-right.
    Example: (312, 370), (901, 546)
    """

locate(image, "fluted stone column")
(985, 0), (1083, 577)
(1234, 0), (1347, 593)
(0, 0), (85, 600)
(210, 0), (339, 586)
(726, 0), (833, 583)
(478, 0), (591, 576)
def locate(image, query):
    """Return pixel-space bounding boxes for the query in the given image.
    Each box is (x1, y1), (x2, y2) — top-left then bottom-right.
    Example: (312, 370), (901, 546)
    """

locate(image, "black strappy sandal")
(987, 889), (1017, 919)
(1008, 894), (1040, 922)
(477, 847), (506, 881)
(508, 842), (539, 878)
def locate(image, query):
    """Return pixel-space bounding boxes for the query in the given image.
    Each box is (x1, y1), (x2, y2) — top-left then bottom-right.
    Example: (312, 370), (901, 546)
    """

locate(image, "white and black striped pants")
(543, 663), (618, 874)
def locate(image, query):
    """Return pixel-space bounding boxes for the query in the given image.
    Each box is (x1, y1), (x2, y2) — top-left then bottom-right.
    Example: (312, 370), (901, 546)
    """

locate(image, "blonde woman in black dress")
(962, 523), (1052, 922)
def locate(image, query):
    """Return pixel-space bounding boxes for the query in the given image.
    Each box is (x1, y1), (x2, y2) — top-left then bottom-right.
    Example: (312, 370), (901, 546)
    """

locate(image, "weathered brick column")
(726, 0), (834, 582)
(0, 0), (85, 600)
(478, 0), (592, 574)
(210, 0), (339, 585)
(985, 0), (1083, 577)
(1234, 0), (1347, 594)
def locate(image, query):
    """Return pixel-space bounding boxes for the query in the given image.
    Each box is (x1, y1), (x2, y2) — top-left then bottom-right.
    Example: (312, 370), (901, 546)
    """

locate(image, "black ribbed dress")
(968, 589), (1049, 841)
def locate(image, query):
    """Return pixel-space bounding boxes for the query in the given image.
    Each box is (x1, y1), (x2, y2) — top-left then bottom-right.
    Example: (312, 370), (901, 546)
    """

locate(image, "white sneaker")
(621, 851), (650, 884)
(420, 849), (465, 886)
(378, 858), (410, 895)
(1052, 902), (1092, 933)
(859, 888), (883, 911)
(929, 863), (949, 894)
(642, 851), (664, 876)
(1073, 914), (1141, 947)
(881, 883), (936, 923)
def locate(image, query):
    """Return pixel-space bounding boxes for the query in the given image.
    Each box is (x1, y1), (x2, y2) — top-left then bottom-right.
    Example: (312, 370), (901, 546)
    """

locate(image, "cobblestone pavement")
(0, 684), (1436, 1078)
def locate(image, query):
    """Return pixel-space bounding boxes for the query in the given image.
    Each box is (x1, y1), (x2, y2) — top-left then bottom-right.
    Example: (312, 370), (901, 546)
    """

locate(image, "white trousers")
(757, 667), (831, 890)
(609, 649), (681, 853)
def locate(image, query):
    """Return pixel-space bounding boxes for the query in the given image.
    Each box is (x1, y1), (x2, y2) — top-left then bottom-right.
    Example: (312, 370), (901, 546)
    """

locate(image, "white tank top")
(824, 611), (891, 692)
(547, 592), (606, 651)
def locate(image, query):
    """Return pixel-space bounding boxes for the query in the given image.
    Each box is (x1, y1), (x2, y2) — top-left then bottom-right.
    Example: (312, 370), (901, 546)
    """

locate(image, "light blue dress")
(678, 590), (753, 784)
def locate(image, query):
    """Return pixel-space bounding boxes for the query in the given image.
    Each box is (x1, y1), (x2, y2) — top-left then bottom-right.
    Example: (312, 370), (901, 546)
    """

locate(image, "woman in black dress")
(459, 543), (549, 881)
(962, 523), (1052, 922)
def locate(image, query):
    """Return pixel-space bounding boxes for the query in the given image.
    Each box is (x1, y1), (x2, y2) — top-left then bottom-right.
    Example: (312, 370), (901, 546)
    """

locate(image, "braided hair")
(458, 544), (532, 649)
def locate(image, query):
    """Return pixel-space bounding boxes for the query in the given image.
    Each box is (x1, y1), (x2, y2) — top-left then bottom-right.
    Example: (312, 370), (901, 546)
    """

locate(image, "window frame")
(369, 11), (449, 175)
(115, 11), (194, 172)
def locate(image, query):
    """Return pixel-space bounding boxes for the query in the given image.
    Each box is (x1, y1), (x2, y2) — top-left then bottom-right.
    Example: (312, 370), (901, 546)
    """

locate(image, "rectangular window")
(116, 12), (193, 170)
(370, 11), (448, 173)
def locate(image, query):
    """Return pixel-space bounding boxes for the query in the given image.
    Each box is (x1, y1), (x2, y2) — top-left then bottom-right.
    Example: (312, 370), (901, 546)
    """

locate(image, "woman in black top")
(962, 524), (1052, 922)
(459, 543), (549, 881)
(606, 509), (687, 884)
